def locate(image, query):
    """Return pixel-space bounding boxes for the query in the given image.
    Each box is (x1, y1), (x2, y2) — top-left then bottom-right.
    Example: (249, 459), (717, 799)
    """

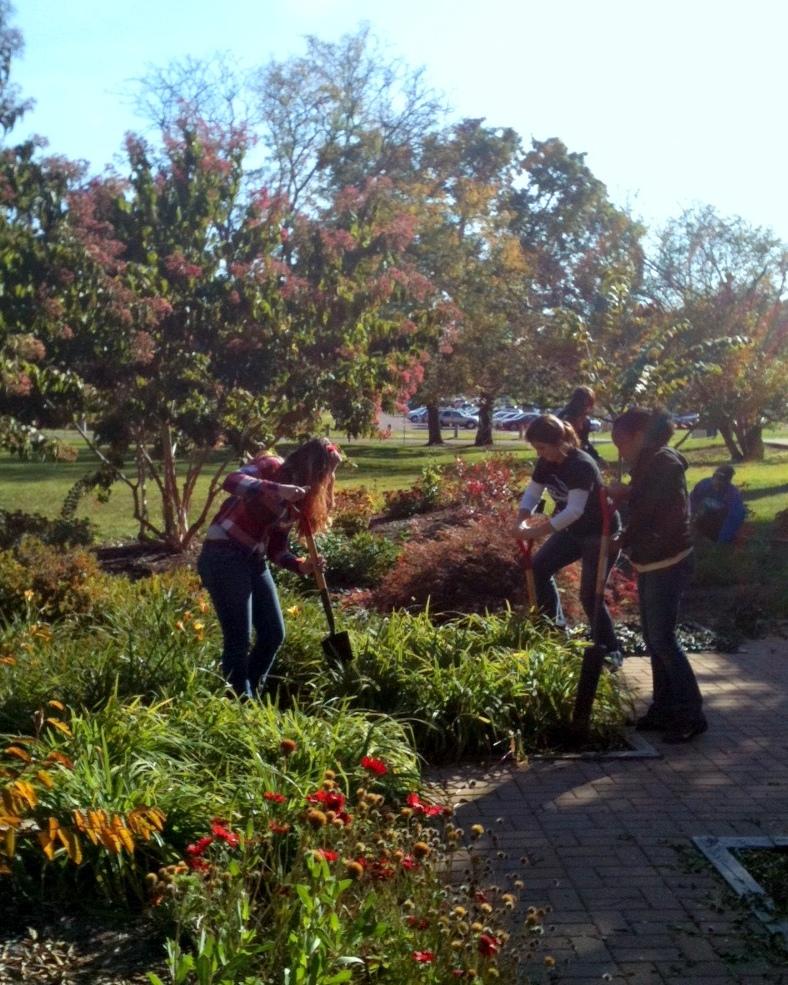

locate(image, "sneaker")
(604, 650), (624, 672)
(662, 720), (708, 744)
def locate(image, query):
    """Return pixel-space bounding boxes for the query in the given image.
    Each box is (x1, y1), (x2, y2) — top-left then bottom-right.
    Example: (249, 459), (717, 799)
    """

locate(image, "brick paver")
(432, 638), (788, 984)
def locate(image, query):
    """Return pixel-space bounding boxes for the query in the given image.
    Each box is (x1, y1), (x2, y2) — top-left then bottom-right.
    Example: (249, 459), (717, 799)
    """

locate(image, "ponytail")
(526, 413), (581, 450)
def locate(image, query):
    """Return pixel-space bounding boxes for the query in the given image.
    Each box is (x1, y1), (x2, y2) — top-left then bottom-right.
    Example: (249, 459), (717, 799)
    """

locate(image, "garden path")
(432, 638), (788, 984)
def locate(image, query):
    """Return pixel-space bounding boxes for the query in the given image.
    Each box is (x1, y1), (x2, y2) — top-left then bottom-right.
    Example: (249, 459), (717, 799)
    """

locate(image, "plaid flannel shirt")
(205, 456), (302, 572)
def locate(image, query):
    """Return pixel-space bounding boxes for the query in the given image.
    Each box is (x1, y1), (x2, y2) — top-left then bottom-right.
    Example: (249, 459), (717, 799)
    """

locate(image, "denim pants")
(532, 529), (619, 653)
(197, 543), (286, 696)
(638, 555), (704, 726)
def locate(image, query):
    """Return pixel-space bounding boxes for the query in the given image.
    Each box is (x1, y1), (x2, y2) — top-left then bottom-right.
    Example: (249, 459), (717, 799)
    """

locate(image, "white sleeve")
(549, 488), (590, 531)
(519, 481), (545, 513)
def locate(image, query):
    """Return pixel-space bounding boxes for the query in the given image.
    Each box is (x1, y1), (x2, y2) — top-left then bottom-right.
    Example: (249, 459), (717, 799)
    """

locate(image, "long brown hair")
(261, 437), (342, 536)
(526, 413), (580, 451)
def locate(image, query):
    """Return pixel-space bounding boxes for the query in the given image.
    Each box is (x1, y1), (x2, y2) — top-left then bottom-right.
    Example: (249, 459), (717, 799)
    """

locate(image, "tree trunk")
(717, 420), (744, 462)
(426, 403), (443, 446)
(741, 423), (765, 461)
(474, 394), (494, 447)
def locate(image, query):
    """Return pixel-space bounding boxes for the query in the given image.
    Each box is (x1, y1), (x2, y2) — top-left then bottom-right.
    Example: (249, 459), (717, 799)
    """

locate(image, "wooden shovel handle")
(301, 516), (336, 635)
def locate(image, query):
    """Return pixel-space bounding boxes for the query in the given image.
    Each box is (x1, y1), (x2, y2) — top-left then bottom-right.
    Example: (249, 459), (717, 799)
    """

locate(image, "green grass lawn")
(0, 428), (786, 543)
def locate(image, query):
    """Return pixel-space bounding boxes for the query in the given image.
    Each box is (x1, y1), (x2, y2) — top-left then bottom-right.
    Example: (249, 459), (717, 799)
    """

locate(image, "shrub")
(0, 509), (96, 550)
(370, 510), (527, 615)
(0, 536), (108, 623)
(317, 529), (401, 588)
(331, 485), (379, 535)
(382, 463), (446, 519)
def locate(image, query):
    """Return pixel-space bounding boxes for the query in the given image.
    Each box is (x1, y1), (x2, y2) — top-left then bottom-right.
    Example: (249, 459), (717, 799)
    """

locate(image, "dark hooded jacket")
(621, 446), (692, 566)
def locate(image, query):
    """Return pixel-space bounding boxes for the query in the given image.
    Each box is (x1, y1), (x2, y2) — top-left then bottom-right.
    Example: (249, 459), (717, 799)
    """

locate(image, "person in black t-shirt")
(515, 414), (621, 661)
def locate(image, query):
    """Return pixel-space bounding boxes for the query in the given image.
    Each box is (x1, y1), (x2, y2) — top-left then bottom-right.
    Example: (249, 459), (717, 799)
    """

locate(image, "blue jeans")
(532, 529), (619, 653)
(638, 555), (704, 726)
(197, 543), (286, 697)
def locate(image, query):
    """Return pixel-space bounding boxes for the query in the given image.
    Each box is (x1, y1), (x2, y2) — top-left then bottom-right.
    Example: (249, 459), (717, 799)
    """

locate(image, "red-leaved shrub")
(367, 508), (641, 624)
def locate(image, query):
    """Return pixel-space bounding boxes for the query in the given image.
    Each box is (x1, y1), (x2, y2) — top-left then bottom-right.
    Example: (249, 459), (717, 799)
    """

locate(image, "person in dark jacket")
(558, 385), (601, 462)
(611, 408), (707, 743)
(690, 465), (746, 543)
(197, 437), (342, 698)
(516, 414), (622, 666)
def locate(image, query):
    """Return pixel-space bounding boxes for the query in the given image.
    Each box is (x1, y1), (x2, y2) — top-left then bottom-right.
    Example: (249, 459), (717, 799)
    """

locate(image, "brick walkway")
(432, 638), (788, 984)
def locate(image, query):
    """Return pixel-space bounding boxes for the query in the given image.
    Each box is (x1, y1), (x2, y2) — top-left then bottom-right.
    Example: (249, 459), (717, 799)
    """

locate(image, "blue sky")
(12, 0), (788, 240)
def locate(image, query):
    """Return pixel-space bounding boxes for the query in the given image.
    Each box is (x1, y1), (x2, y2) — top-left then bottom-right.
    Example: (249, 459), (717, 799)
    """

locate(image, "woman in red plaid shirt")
(197, 436), (342, 698)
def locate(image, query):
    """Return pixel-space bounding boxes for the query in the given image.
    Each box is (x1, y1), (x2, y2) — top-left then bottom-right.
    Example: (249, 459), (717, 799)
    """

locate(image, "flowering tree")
(35, 121), (434, 548)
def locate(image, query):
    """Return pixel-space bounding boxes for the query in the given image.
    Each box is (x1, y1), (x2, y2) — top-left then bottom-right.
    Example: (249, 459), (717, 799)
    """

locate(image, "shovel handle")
(302, 518), (336, 635)
(592, 486), (613, 638)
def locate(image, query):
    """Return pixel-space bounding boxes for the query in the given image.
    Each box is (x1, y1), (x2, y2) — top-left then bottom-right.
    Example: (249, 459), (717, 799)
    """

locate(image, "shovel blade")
(322, 630), (353, 665)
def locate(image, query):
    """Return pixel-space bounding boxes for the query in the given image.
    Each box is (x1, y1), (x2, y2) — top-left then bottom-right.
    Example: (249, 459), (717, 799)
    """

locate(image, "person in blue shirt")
(690, 465), (746, 543)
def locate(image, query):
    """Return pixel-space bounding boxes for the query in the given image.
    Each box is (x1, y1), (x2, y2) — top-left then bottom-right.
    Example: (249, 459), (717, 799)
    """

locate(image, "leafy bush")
(276, 606), (630, 760)
(317, 529), (401, 588)
(380, 455), (531, 523)
(331, 485), (380, 536)
(0, 536), (109, 623)
(382, 463), (446, 519)
(370, 510), (527, 615)
(0, 508), (96, 550)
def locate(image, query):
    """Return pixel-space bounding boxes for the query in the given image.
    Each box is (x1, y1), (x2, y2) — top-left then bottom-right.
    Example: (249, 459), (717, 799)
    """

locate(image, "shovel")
(302, 518), (353, 665)
(516, 497), (544, 613)
(569, 485), (613, 742)
(517, 538), (538, 612)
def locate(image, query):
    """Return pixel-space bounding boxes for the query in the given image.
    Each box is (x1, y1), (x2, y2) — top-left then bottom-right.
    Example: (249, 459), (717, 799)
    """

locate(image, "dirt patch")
(93, 541), (198, 579)
(369, 505), (478, 542)
(0, 914), (164, 985)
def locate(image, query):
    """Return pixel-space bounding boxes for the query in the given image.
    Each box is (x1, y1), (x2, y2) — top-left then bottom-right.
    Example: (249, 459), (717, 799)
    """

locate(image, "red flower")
(185, 836), (213, 857)
(406, 792), (446, 817)
(406, 916), (430, 929)
(210, 819), (239, 848)
(474, 890), (489, 904)
(307, 789), (346, 813)
(315, 848), (338, 862)
(360, 755), (388, 776)
(401, 854), (419, 870)
(268, 821), (291, 835)
(412, 951), (434, 963)
(264, 791), (288, 804)
(186, 856), (211, 872)
(478, 933), (500, 958)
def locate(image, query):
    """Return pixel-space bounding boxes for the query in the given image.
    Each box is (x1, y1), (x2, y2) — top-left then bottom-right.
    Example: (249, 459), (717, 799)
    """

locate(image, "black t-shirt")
(532, 448), (614, 537)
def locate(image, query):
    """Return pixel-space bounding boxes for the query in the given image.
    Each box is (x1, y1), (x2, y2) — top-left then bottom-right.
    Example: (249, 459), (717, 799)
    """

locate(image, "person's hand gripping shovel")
(568, 486), (614, 745)
(301, 515), (354, 666)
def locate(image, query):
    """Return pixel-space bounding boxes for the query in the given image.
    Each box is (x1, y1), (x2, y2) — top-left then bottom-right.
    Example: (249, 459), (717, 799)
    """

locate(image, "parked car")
(493, 409), (522, 426)
(587, 417), (602, 432)
(406, 407), (428, 424)
(438, 408), (479, 429)
(673, 412), (700, 429)
(499, 410), (540, 432)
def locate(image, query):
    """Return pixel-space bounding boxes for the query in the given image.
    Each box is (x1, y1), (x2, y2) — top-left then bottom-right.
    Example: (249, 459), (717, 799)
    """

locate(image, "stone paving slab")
(431, 637), (788, 984)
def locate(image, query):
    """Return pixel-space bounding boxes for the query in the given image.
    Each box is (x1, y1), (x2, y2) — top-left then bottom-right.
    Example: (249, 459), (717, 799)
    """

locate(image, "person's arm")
(718, 487), (746, 543)
(267, 527), (306, 574)
(547, 488), (590, 531)
(517, 480), (546, 519)
(222, 466), (306, 512)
